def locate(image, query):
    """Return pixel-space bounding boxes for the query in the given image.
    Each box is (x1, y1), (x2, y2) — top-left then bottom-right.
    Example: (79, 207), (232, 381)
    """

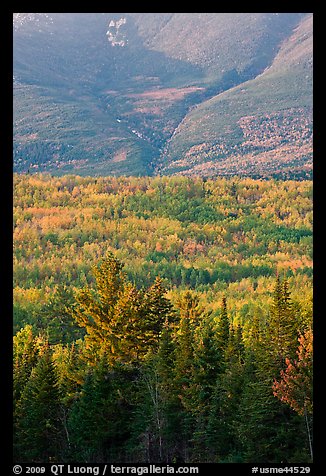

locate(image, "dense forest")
(13, 174), (313, 463)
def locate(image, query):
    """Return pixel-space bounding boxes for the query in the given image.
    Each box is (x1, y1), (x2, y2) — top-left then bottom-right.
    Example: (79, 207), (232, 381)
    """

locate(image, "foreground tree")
(263, 276), (298, 377)
(14, 344), (62, 462)
(13, 325), (40, 406)
(236, 278), (311, 463)
(273, 328), (313, 460)
(67, 358), (134, 462)
(70, 254), (174, 364)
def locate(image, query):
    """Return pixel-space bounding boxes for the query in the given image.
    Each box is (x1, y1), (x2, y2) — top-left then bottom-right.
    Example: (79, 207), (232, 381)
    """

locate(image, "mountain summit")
(13, 13), (312, 178)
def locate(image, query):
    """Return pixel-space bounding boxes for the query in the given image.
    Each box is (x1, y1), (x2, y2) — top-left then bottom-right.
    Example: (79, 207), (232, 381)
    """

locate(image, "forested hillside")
(13, 13), (312, 178)
(13, 174), (313, 463)
(161, 14), (313, 178)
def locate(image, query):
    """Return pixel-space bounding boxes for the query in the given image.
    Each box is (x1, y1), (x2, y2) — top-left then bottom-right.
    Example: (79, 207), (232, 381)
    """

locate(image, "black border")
(2, 5), (14, 472)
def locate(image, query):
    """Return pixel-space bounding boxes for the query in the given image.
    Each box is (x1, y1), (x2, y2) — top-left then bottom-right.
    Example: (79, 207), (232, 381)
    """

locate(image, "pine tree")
(236, 279), (310, 463)
(67, 358), (134, 462)
(156, 320), (187, 462)
(38, 285), (82, 344)
(70, 256), (174, 365)
(273, 328), (313, 460)
(263, 277), (298, 377)
(216, 296), (230, 355)
(174, 292), (199, 408)
(206, 325), (245, 462)
(110, 282), (145, 362)
(172, 292), (202, 462)
(70, 253), (125, 360)
(13, 325), (39, 406)
(142, 277), (175, 347)
(67, 362), (110, 462)
(190, 313), (222, 461)
(14, 344), (63, 462)
(52, 342), (86, 404)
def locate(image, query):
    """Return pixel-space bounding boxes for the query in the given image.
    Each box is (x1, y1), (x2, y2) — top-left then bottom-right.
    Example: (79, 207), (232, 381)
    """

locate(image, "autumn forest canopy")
(13, 173), (313, 464)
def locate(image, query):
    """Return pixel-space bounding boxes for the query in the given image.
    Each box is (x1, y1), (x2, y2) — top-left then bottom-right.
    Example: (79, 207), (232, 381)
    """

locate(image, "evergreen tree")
(14, 344), (63, 462)
(52, 342), (86, 404)
(110, 282), (145, 362)
(67, 358), (134, 462)
(142, 277), (175, 347)
(216, 296), (230, 355)
(130, 338), (180, 465)
(173, 292), (201, 462)
(156, 320), (186, 462)
(206, 325), (245, 462)
(174, 292), (199, 410)
(236, 279), (310, 463)
(70, 256), (173, 365)
(13, 325), (40, 406)
(38, 285), (82, 344)
(190, 313), (222, 461)
(263, 277), (298, 377)
(70, 253), (125, 360)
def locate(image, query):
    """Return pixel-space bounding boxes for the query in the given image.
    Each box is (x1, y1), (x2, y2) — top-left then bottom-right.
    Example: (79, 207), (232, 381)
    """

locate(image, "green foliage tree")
(263, 277), (298, 376)
(171, 292), (201, 461)
(38, 285), (82, 344)
(236, 279), (311, 463)
(70, 252), (125, 360)
(174, 292), (200, 411)
(273, 328), (313, 460)
(190, 312), (222, 461)
(70, 255), (173, 364)
(13, 325), (40, 406)
(14, 344), (63, 462)
(67, 358), (134, 462)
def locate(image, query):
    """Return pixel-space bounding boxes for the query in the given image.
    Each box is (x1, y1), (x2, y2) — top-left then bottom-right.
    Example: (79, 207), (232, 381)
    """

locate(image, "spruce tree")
(206, 325), (245, 462)
(156, 320), (185, 462)
(68, 358), (133, 462)
(13, 325), (39, 406)
(236, 279), (310, 463)
(173, 292), (201, 461)
(174, 292), (199, 409)
(70, 253), (125, 360)
(191, 313), (222, 461)
(142, 277), (175, 347)
(264, 276), (298, 376)
(70, 256), (174, 365)
(216, 296), (230, 355)
(67, 363), (110, 462)
(38, 284), (82, 344)
(14, 344), (62, 462)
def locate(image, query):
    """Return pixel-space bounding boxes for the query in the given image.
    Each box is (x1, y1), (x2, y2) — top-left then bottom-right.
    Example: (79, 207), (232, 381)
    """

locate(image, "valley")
(13, 13), (313, 178)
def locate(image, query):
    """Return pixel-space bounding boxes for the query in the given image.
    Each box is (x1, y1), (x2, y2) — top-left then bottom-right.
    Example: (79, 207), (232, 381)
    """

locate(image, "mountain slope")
(160, 14), (313, 179)
(13, 13), (312, 177)
(130, 13), (305, 76)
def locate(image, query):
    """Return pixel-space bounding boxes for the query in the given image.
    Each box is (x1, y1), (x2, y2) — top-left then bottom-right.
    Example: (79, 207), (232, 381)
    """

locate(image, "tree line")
(13, 253), (313, 464)
(13, 173), (312, 336)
